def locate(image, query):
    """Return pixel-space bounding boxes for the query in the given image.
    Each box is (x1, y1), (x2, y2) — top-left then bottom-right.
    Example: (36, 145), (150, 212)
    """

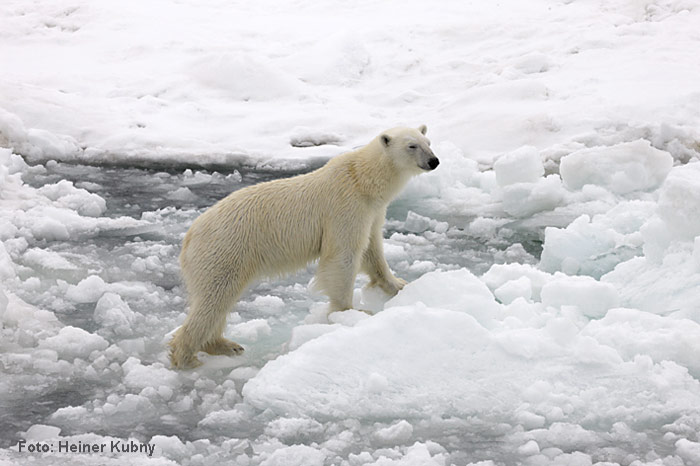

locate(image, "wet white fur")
(169, 126), (436, 369)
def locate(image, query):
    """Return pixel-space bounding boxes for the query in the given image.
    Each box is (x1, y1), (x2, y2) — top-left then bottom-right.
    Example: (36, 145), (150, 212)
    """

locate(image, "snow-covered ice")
(2, 0), (700, 465)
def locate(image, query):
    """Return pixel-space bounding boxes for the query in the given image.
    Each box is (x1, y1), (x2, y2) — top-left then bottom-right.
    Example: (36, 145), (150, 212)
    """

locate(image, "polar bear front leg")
(362, 213), (407, 296)
(314, 245), (361, 314)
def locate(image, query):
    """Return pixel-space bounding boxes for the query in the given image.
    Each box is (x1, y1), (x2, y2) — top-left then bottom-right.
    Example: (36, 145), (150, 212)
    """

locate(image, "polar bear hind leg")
(169, 272), (248, 369)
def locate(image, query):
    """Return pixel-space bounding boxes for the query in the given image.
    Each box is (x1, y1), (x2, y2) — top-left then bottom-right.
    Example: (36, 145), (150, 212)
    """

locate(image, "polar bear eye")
(408, 144), (418, 150)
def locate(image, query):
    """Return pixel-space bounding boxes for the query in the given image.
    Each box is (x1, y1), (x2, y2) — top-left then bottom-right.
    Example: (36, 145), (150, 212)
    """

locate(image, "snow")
(2, 0), (700, 465)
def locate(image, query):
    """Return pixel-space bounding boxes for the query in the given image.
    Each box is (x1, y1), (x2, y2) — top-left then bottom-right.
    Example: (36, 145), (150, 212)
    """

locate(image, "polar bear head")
(380, 125), (439, 174)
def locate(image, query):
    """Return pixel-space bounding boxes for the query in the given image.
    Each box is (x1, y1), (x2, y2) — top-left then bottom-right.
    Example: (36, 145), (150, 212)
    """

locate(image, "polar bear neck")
(341, 141), (410, 204)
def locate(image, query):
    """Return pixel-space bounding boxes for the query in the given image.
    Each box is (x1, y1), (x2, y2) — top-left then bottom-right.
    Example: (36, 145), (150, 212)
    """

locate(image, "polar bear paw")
(374, 276), (407, 296)
(169, 348), (203, 370)
(202, 337), (245, 356)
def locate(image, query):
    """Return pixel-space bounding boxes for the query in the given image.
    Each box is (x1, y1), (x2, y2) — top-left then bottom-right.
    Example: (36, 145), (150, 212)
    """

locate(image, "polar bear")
(169, 125), (439, 369)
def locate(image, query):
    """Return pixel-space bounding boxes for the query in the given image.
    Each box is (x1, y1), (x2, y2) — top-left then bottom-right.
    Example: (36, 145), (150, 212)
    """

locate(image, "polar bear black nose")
(428, 157), (440, 170)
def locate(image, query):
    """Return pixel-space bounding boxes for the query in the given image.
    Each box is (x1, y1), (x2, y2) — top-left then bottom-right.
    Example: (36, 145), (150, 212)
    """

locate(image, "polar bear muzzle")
(426, 154), (440, 170)
(418, 147), (440, 171)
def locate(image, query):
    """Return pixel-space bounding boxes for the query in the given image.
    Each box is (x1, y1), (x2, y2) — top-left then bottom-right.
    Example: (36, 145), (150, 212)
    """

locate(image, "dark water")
(22, 161), (543, 275)
(23, 162), (285, 218)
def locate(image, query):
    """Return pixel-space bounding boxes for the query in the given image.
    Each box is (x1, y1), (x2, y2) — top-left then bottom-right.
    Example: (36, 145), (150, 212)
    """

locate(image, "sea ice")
(2, 0), (700, 465)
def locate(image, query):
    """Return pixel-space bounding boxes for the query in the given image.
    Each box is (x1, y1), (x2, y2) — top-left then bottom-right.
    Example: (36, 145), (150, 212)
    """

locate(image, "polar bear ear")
(381, 134), (392, 147)
(418, 124), (427, 135)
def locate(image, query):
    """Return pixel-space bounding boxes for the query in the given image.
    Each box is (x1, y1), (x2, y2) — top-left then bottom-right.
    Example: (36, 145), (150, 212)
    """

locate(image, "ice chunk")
(122, 357), (181, 390)
(259, 444), (326, 466)
(366, 442), (447, 466)
(656, 162), (700, 241)
(540, 215), (618, 276)
(150, 435), (189, 459)
(407, 260), (438, 274)
(290, 127), (344, 147)
(641, 217), (676, 263)
(329, 309), (371, 326)
(168, 186), (197, 202)
(250, 304), (640, 422)
(602, 246), (700, 316)
(403, 211), (448, 234)
(1, 292), (61, 340)
(517, 439), (540, 456)
(482, 263), (553, 301)
(22, 248), (77, 271)
(264, 417), (324, 443)
(359, 283), (396, 313)
(516, 411), (546, 430)
(404, 211), (434, 233)
(65, 275), (108, 303)
(24, 207), (71, 241)
(365, 372), (390, 394)
(0, 242), (14, 280)
(239, 295), (286, 315)
(399, 141), (488, 204)
(541, 200), (655, 276)
(494, 146), (544, 187)
(114, 393), (155, 417)
(198, 408), (250, 431)
(0, 109), (81, 162)
(501, 175), (565, 217)
(23, 424), (61, 441)
(494, 276), (532, 304)
(0, 285), (7, 318)
(94, 292), (136, 336)
(640, 163), (700, 261)
(230, 319), (272, 342)
(38, 326), (109, 361)
(676, 439), (700, 464)
(540, 274), (619, 319)
(37, 180), (106, 217)
(468, 217), (509, 239)
(559, 140), (672, 194)
(288, 323), (342, 351)
(243, 306), (515, 419)
(383, 241), (409, 262)
(386, 269), (501, 326)
(582, 308), (700, 377)
(374, 420), (414, 446)
(529, 423), (600, 453)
